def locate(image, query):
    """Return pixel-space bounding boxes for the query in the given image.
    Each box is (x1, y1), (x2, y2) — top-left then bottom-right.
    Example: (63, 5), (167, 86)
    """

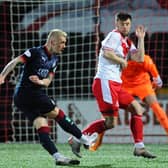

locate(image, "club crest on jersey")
(41, 56), (46, 62)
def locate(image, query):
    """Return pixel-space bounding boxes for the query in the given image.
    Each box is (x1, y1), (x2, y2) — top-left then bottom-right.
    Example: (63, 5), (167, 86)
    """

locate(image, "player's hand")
(152, 76), (163, 89)
(0, 74), (5, 85)
(29, 75), (44, 86)
(135, 25), (146, 39)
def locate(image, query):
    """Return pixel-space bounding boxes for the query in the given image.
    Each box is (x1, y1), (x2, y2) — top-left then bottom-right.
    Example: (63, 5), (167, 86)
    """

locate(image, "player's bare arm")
(0, 56), (23, 84)
(131, 25), (145, 62)
(103, 49), (127, 69)
(29, 73), (54, 87)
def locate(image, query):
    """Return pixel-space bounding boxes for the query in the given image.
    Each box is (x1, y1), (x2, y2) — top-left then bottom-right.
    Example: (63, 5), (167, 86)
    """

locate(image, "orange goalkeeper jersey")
(121, 55), (159, 87)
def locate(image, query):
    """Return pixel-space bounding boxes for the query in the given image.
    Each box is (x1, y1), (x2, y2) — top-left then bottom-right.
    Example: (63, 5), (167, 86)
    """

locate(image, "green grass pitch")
(0, 143), (168, 168)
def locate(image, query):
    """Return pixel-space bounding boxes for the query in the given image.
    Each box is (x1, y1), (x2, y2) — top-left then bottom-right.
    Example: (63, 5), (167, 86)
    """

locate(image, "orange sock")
(151, 101), (168, 134)
(89, 132), (105, 151)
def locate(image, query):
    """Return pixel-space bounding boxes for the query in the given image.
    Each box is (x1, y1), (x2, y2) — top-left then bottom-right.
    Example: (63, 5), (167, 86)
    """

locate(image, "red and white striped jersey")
(95, 29), (136, 83)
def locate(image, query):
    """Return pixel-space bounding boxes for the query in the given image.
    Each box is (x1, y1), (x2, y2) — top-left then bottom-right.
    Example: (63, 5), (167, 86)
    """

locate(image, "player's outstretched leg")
(68, 132), (98, 158)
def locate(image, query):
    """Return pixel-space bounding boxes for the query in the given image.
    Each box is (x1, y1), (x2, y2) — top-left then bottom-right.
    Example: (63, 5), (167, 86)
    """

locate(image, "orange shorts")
(122, 82), (155, 100)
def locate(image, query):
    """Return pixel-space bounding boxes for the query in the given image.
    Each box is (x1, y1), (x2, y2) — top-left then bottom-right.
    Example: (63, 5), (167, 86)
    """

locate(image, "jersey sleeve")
(22, 48), (36, 63)
(48, 65), (57, 77)
(50, 65), (57, 74)
(101, 32), (120, 51)
(144, 55), (159, 77)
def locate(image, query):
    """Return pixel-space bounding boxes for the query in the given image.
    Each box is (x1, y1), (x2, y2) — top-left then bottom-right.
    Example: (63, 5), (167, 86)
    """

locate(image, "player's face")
(116, 19), (131, 37)
(52, 36), (66, 54)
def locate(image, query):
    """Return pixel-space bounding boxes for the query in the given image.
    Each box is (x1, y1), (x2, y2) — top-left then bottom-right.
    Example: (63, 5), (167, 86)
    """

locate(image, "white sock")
(71, 135), (88, 145)
(134, 142), (145, 149)
(79, 134), (89, 145)
(53, 152), (63, 160)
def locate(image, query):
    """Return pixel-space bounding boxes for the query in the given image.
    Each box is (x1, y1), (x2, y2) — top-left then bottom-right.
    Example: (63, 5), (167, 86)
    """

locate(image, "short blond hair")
(47, 29), (67, 42)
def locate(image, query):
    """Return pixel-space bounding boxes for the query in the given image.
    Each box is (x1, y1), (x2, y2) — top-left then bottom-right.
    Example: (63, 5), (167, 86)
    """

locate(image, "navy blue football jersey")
(16, 46), (59, 89)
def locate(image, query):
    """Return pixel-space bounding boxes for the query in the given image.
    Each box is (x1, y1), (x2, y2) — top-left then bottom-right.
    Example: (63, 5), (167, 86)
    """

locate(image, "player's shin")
(151, 101), (168, 134)
(37, 126), (58, 155)
(130, 114), (144, 146)
(55, 109), (82, 139)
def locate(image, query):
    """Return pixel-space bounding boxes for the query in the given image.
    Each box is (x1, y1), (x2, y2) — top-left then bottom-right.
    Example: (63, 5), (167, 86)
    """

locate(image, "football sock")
(53, 152), (63, 160)
(82, 119), (106, 134)
(134, 142), (145, 149)
(151, 101), (168, 134)
(130, 114), (143, 143)
(56, 109), (82, 139)
(79, 134), (93, 145)
(37, 126), (58, 155)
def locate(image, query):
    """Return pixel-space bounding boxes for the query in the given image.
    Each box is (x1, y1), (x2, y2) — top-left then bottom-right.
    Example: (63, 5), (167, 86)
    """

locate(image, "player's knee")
(129, 100), (144, 116)
(135, 103), (144, 115)
(33, 117), (48, 130)
(104, 117), (116, 129)
(45, 107), (60, 118)
(105, 122), (115, 129)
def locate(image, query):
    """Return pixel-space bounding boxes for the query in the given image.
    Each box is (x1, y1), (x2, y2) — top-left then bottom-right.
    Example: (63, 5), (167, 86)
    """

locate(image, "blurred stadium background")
(0, 0), (168, 144)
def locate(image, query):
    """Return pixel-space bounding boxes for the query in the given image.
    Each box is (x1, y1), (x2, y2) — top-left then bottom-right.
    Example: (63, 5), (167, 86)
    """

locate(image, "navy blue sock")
(37, 127), (58, 155)
(56, 109), (82, 139)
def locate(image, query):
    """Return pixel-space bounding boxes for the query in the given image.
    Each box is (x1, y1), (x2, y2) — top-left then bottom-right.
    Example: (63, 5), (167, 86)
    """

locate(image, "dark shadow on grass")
(68, 165), (144, 168)
(68, 164), (112, 168)
(145, 160), (168, 164)
(160, 149), (168, 152)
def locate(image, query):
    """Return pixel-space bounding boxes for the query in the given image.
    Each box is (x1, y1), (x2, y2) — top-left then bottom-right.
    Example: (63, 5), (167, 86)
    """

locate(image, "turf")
(0, 143), (168, 168)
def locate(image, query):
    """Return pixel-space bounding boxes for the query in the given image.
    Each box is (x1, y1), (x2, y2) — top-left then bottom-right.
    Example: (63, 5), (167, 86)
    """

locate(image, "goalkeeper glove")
(152, 76), (163, 88)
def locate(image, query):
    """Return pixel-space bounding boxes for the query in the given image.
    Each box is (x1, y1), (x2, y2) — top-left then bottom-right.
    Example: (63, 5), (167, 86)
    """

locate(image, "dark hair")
(115, 12), (132, 22)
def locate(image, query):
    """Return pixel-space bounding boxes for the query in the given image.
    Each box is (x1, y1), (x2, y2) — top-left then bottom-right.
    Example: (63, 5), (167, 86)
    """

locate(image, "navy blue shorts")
(14, 88), (56, 122)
